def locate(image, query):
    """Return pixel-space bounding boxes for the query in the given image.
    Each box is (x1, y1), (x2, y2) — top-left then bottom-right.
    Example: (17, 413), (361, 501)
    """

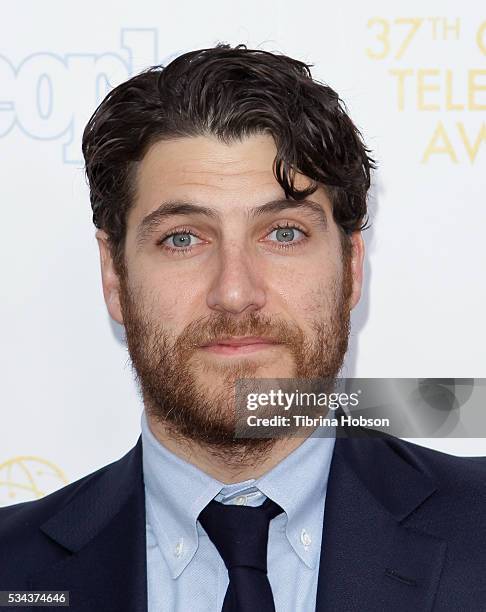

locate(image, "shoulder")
(384, 435), (486, 487)
(379, 435), (486, 534)
(0, 434), (143, 547)
(0, 437), (142, 535)
(390, 437), (486, 603)
(337, 429), (486, 527)
(0, 439), (142, 587)
(0, 462), (111, 586)
(0, 460), (111, 543)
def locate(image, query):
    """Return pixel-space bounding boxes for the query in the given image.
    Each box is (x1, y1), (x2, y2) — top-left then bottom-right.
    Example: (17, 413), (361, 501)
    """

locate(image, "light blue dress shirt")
(141, 410), (335, 611)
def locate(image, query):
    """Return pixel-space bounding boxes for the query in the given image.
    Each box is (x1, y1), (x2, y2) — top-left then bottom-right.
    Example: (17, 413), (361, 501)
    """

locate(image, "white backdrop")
(1, 0), (485, 506)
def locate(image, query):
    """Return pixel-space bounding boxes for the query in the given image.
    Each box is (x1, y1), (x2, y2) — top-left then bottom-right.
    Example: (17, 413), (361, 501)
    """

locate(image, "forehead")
(129, 133), (329, 224)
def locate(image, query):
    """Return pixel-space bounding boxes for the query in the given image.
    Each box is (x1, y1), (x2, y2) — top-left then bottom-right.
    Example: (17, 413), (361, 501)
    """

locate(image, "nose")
(206, 243), (267, 315)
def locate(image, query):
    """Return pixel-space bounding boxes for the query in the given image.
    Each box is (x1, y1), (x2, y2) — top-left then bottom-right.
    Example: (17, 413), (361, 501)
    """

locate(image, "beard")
(118, 252), (353, 467)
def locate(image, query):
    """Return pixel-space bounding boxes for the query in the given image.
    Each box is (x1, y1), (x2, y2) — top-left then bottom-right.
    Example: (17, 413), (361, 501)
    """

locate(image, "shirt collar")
(254, 426), (335, 569)
(141, 409), (335, 577)
(141, 410), (225, 578)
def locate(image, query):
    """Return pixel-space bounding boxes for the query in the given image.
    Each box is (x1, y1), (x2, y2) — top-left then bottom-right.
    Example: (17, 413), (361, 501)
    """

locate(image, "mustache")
(175, 312), (303, 351)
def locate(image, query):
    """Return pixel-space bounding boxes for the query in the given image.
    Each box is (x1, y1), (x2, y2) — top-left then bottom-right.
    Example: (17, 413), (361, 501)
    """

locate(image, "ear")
(348, 231), (365, 310)
(95, 230), (124, 325)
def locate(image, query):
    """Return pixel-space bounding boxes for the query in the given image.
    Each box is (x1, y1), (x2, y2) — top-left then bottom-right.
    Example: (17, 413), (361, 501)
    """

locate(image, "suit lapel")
(315, 429), (447, 611)
(27, 437), (147, 612)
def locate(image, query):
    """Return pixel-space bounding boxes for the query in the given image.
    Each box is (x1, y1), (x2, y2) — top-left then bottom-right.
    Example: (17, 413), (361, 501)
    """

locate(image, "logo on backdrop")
(0, 29), (184, 164)
(2, 21), (484, 164)
(0, 456), (68, 506)
(365, 16), (486, 163)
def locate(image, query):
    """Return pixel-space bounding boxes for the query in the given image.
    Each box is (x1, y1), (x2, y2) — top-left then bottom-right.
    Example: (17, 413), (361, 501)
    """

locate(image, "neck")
(146, 412), (311, 483)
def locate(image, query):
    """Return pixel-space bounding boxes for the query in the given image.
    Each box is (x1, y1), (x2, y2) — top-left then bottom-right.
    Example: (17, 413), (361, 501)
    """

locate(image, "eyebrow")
(135, 198), (328, 249)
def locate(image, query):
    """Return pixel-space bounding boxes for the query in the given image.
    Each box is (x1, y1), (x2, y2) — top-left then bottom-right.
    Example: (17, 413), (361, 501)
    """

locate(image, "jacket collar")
(315, 428), (446, 611)
(28, 437), (148, 612)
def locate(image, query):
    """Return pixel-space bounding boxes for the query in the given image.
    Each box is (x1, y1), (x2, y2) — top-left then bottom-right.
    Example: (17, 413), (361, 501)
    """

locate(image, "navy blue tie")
(198, 496), (284, 611)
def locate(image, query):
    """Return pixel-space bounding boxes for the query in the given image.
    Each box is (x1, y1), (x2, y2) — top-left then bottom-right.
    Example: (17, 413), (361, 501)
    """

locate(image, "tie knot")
(198, 497), (284, 572)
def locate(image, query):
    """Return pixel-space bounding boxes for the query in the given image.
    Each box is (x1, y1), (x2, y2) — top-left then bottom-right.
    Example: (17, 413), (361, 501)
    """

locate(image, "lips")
(201, 336), (279, 355)
(202, 336), (279, 347)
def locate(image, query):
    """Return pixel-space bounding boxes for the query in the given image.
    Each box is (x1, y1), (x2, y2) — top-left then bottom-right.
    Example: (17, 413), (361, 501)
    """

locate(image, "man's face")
(97, 133), (364, 453)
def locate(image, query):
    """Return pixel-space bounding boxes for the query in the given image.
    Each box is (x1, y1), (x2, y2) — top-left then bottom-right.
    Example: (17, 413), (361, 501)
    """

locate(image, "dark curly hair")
(82, 43), (375, 274)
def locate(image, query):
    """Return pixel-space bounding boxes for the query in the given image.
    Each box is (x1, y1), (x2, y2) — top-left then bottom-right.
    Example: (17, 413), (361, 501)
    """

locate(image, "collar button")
(300, 529), (312, 548)
(174, 539), (184, 557)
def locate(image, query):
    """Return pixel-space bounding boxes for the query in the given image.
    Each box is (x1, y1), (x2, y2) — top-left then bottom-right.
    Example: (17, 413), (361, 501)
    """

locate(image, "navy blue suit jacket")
(1, 428), (486, 611)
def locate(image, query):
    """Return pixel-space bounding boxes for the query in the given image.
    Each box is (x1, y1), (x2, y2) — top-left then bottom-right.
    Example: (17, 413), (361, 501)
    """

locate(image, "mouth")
(199, 336), (282, 356)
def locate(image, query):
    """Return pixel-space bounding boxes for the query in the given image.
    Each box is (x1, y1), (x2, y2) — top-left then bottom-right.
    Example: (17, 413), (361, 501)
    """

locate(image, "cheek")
(281, 262), (342, 321)
(275, 244), (341, 292)
(297, 284), (332, 321)
(126, 273), (178, 329)
(147, 273), (206, 333)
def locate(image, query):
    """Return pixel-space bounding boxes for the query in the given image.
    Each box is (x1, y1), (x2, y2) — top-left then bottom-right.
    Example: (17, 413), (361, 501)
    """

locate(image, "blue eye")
(267, 224), (307, 246)
(159, 230), (203, 252)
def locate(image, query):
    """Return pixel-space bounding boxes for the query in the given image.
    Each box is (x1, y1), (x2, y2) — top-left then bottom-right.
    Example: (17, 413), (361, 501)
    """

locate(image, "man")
(1, 44), (485, 611)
